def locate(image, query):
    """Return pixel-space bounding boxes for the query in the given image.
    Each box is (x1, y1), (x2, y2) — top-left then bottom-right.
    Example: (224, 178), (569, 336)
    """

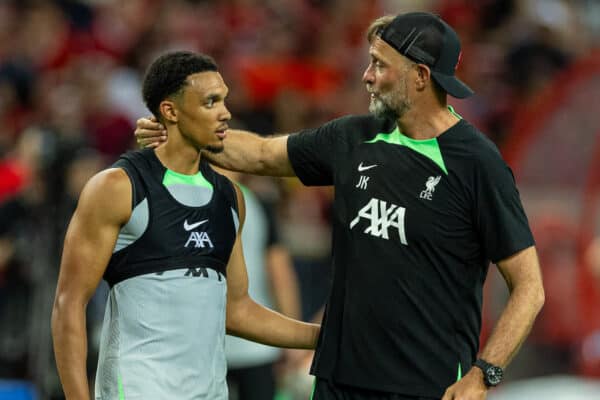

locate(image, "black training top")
(104, 149), (239, 287)
(287, 112), (534, 398)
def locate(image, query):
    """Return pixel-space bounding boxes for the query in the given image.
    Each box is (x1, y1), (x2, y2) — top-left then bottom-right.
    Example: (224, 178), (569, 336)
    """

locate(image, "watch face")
(486, 366), (503, 386)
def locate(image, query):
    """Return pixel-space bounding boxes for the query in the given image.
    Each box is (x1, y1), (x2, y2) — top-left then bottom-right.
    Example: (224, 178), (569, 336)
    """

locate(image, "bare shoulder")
(76, 168), (132, 226)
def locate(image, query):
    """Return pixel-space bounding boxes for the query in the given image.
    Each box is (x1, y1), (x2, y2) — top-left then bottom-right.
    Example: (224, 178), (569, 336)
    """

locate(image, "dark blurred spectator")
(0, 128), (53, 380)
(224, 172), (302, 400)
(505, 39), (570, 100)
(0, 62), (35, 149)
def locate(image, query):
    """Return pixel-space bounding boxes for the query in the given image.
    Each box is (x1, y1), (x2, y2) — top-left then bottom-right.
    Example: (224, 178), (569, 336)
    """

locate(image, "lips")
(215, 131), (227, 139)
(215, 126), (228, 139)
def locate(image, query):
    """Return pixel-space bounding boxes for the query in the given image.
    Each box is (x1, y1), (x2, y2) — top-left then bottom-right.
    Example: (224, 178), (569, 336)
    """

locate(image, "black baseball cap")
(377, 12), (474, 99)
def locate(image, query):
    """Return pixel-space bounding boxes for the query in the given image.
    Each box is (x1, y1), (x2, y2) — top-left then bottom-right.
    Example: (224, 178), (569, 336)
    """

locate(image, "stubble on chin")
(369, 98), (399, 120)
(204, 143), (225, 154)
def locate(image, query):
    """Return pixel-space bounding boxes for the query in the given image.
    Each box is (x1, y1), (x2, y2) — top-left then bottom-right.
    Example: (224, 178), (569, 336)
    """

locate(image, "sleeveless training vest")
(94, 149), (239, 400)
(105, 148), (239, 286)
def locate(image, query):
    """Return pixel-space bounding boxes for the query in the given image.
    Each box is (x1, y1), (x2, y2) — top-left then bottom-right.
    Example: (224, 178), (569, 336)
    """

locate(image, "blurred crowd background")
(0, 0), (599, 399)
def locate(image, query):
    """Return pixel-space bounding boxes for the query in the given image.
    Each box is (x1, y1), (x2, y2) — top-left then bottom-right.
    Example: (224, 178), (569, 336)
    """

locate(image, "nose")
(220, 105), (232, 122)
(362, 63), (374, 85)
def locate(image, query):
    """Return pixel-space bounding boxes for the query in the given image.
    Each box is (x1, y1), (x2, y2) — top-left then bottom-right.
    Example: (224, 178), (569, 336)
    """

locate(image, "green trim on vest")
(310, 377), (316, 400)
(162, 169), (213, 189)
(118, 375), (125, 400)
(448, 105), (462, 119)
(457, 362), (463, 381)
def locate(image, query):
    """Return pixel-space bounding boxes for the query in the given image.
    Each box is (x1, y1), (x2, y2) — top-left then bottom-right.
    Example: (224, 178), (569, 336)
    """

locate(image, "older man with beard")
(135, 12), (544, 400)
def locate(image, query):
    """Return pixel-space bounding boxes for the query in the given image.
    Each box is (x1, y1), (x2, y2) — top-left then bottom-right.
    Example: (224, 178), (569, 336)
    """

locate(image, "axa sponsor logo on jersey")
(349, 198), (407, 245)
(183, 218), (214, 248)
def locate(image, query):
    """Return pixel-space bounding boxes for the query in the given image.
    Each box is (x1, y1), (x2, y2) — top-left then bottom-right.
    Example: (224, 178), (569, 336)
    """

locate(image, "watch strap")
(474, 358), (503, 387)
(474, 358), (493, 372)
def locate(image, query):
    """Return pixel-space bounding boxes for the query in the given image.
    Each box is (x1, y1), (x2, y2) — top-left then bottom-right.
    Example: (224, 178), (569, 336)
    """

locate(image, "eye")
(205, 98), (215, 108)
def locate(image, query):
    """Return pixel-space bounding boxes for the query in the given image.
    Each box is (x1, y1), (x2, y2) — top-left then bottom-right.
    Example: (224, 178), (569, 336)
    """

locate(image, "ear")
(159, 100), (178, 123)
(415, 64), (432, 92)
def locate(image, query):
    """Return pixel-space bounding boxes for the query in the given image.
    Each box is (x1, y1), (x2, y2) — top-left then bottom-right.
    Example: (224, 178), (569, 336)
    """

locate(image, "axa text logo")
(183, 219), (214, 248)
(349, 198), (407, 245)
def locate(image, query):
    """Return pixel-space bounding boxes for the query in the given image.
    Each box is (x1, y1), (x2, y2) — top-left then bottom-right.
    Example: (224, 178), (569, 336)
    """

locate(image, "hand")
(441, 368), (488, 400)
(135, 116), (167, 148)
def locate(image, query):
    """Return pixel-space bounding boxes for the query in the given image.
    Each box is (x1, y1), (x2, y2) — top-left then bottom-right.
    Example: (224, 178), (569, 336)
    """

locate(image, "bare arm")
(135, 118), (295, 176)
(442, 246), (545, 399)
(204, 129), (294, 176)
(225, 184), (319, 348)
(478, 246), (545, 366)
(51, 169), (131, 400)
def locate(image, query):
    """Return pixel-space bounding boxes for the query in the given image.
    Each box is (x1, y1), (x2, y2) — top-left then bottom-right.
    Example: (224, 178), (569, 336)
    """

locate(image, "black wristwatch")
(473, 358), (503, 387)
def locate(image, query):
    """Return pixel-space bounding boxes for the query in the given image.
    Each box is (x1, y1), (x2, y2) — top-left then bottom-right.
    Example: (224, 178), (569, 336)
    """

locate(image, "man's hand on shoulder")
(135, 116), (167, 148)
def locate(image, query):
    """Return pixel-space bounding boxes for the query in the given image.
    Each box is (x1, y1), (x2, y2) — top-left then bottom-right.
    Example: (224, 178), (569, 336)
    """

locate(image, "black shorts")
(311, 378), (438, 400)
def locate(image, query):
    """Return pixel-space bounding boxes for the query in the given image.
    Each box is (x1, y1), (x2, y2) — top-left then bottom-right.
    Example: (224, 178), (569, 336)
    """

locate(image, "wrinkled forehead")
(369, 36), (409, 64)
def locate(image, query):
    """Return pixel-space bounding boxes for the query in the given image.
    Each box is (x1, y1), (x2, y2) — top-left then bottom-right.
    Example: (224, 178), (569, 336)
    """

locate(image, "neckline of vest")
(143, 149), (218, 211)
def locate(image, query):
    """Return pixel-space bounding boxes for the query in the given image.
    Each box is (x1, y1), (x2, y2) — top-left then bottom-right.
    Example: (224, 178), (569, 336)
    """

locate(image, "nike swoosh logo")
(183, 219), (209, 231)
(358, 162), (378, 172)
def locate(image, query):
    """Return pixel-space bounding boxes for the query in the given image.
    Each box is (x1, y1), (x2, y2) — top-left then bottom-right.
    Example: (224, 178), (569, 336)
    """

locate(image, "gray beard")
(369, 94), (411, 121)
(369, 98), (398, 120)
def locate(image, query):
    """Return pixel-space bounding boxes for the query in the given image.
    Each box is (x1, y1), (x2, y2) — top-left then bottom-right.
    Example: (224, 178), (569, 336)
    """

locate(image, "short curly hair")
(142, 51), (218, 120)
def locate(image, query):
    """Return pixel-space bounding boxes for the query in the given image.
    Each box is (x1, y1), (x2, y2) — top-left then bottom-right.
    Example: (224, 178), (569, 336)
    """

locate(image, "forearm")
(227, 296), (319, 349)
(51, 303), (91, 400)
(202, 130), (294, 176)
(479, 283), (544, 368)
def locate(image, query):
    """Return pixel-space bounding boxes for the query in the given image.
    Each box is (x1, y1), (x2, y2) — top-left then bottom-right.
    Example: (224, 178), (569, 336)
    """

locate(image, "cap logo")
(455, 51), (463, 71)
